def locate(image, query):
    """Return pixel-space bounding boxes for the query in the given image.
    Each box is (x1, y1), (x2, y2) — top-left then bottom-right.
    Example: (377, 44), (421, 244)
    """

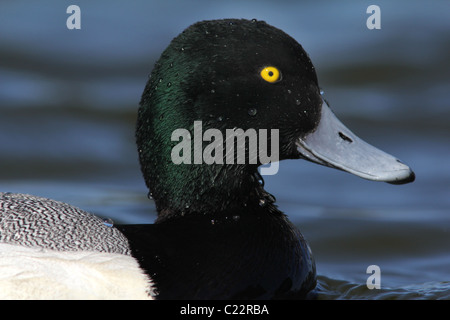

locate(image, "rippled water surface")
(1, 0), (449, 299)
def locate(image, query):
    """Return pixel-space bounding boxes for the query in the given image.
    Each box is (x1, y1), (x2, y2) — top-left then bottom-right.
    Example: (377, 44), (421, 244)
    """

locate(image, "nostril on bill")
(338, 131), (353, 143)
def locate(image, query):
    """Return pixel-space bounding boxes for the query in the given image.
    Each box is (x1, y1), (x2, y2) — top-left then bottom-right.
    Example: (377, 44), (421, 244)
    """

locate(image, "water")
(1, 0), (449, 299)
(102, 218), (115, 228)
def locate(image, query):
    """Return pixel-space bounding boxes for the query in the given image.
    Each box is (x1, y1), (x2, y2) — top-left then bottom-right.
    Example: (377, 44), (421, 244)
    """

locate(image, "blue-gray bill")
(296, 99), (415, 185)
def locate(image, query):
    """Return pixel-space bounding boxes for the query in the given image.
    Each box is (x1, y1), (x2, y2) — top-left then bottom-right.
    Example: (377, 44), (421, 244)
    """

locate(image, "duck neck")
(136, 92), (278, 222)
(148, 164), (277, 223)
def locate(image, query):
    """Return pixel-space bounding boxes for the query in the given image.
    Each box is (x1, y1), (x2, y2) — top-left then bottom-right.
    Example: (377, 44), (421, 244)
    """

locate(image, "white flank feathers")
(0, 243), (153, 300)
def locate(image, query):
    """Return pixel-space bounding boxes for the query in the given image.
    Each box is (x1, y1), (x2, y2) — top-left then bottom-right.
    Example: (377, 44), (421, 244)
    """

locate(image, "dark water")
(1, 0), (449, 299)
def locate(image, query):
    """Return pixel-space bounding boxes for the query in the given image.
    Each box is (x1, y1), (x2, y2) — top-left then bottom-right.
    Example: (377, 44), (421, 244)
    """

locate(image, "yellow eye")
(260, 66), (281, 83)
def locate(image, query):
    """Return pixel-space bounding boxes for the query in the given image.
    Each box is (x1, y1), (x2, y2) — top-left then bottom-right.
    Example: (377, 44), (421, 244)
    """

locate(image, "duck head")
(137, 19), (414, 220)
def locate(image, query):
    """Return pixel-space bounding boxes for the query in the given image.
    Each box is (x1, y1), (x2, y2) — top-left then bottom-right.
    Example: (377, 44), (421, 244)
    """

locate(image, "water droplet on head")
(248, 108), (257, 116)
(169, 62), (173, 68)
(210, 89), (215, 94)
(320, 89), (324, 95)
(287, 89), (292, 94)
(103, 218), (114, 228)
(251, 18), (257, 23)
(232, 215), (240, 222)
(147, 192), (153, 200)
(259, 199), (266, 207)
(217, 116), (223, 122)
(167, 82), (172, 88)
(296, 99), (301, 106)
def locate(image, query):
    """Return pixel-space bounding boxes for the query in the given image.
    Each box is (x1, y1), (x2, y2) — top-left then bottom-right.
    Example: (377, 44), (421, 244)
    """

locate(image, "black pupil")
(268, 71), (274, 77)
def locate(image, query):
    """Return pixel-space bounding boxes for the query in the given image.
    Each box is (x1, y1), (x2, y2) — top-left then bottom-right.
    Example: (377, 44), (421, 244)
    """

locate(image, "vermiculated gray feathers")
(0, 193), (131, 255)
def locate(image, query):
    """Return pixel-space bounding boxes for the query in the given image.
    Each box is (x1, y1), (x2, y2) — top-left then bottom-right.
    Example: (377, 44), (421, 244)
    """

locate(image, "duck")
(0, 18), (415, 300)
